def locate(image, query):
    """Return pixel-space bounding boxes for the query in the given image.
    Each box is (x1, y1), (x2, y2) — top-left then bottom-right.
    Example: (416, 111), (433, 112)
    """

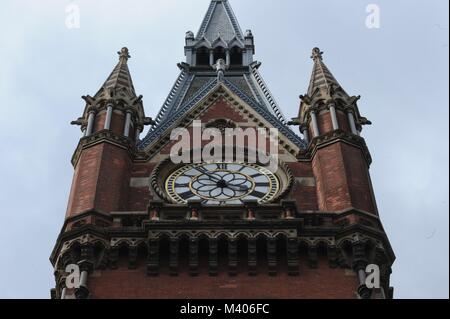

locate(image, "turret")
(295, 48), (372, 144)
(66, 48), (153, 220)
(292, 48), (377, 214)
(72, 48), (153, 143)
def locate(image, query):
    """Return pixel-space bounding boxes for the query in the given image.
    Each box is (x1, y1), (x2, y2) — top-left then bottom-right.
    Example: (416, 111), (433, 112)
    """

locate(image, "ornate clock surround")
(150, 155), (294, 205)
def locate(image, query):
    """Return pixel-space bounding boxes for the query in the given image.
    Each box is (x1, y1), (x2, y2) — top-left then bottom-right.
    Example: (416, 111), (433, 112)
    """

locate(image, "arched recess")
(178, 234), (190, 275)
(198, 234), (210, 275)
(217, 234), (229, 272)
(275, 234), (288, 273)
(316, 241), (329, 268)
(159, 234), (171, 275)
(196, 47), (210, 66)
(213, 46), (227, 63)
(256, 234), (268, 275)
(93, 241), (108, 270)
(117, 243), (130, 269)
(230, 46), (243, 66)
(236, 234), (248, 273)
(298, 240), (309, 267)
(136, 242), (148, 269)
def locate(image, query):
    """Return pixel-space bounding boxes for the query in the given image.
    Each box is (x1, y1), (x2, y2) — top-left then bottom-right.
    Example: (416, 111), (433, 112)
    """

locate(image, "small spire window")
(230, 47), (243, 66)
(196, 47), (210, 66)
(213, 47), (226, 63)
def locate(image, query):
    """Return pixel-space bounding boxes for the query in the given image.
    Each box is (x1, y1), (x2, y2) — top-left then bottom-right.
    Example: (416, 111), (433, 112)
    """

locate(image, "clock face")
(165, 163), (280, 205)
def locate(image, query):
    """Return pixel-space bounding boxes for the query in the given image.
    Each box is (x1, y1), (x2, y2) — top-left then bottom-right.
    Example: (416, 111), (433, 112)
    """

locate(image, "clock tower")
(51, 0), (395, 299)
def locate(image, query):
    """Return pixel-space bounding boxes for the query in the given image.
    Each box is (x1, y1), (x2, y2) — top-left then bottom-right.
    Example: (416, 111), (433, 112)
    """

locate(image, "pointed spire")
(100, 47), (136, 96)
(307, 47), (347, 97)
(196, 0), (244, 42)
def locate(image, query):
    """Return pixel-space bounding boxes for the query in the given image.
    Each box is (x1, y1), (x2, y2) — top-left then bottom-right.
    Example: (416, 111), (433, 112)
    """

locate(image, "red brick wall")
(111, 112), (125, 136)
(317, 111), (334, 135)
(341, 143), (376, 214)
(88, 258), (358, 299)
(95, 143), (132, 212)
(66, 143), (131, 217)
(337, 111), (350, 133)
(199, 98), (247, 123)
(66, 145), (104, 217)
(312, 143), (352, 212)
(94, 111), (106, 133)
(127, 187), (151, 211)
(312, 142), (375, 213)
(287, 162), (318, 211)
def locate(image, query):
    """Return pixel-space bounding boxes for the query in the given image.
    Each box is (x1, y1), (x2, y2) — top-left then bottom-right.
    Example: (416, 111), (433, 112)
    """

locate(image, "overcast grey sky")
(0, 0), (448, 299)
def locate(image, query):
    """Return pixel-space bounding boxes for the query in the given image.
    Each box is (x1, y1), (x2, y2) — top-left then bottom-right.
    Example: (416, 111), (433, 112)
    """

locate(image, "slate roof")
(97, 47), (136, 98)
(196, 0), (244, 42)
(307, 47), (348, 98)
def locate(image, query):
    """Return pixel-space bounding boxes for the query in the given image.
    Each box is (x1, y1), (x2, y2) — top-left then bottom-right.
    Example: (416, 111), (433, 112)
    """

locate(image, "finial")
(245, 29), (253, 38)
(118, 47), (131, 62)
(311, 47), (323, 61)
(185, 31), (194, 39)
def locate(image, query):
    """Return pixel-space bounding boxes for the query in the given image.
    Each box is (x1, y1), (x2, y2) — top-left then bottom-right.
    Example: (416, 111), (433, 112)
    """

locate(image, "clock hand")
(197, 167), (223, 183)
(226, 184), (250, 192)
(197, 167), (250, 192)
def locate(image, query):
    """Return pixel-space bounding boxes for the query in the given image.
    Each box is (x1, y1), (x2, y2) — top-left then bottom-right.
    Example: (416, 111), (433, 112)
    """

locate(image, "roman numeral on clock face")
(250, 190), (267, 198)
(179, 190), (195, 200)
(255, 182), (270, 187)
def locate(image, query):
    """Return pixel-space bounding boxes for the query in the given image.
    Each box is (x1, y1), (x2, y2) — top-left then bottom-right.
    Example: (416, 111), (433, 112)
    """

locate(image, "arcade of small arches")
(195, 46), (244, 67)
(55, 231), (388, 278)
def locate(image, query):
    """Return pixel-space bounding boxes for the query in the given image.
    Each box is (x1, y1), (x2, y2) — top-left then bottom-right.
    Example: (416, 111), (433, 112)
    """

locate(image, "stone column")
(329, 104), (339, 130)
(226, 50), (231, 66)
(104, 104), (113, 130)
(347, 111), (359, 135)
(352, 242), (371, 299)
(135, 128), (141, 143)
(124, 111), (132, 137)
(310, 110), (320, 137)
(85, 111), (95, 136)
(209, 51), (214, 66)
(301, 125), (310, 144)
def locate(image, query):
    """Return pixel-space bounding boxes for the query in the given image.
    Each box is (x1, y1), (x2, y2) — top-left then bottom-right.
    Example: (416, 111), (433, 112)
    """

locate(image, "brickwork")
(89, 258), (358, 299)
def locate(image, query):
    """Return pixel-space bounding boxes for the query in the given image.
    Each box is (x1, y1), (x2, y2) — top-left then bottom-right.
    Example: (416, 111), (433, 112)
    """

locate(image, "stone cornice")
(51, 207), (394, 268)
(50, 224), (109, 266)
